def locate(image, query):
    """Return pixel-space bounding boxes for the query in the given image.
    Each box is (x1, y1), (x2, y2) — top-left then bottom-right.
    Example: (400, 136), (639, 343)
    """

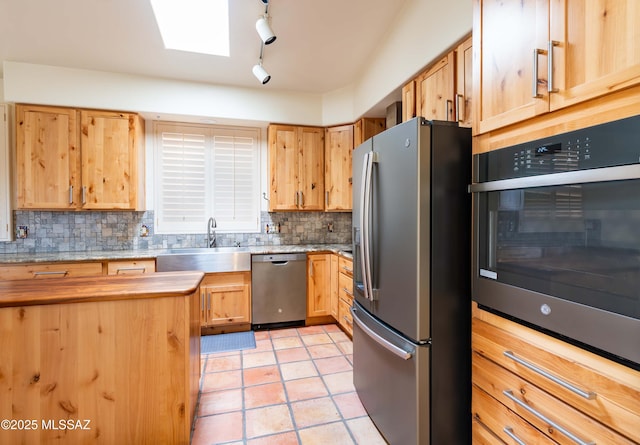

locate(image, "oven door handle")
(470, 163), (640, 193)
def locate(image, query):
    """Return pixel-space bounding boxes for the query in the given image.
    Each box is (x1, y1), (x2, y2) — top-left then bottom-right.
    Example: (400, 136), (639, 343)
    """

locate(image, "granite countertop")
(0, 244), (353, 264)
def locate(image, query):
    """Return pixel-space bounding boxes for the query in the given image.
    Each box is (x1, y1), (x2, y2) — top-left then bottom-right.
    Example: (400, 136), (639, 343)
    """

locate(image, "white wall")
(2, 0), (472, 126)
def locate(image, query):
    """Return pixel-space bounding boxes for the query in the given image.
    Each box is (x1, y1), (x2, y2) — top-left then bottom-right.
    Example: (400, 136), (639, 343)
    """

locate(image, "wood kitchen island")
(0, 271), (204, 445)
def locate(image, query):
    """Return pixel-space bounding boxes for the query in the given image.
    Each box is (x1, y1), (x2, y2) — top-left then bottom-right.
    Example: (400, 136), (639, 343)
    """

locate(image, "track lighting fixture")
(256, 16), (276, 45)
(253, 42), (271, 84)
(253, 0), (275, 84)
(252, 62), (271, 84)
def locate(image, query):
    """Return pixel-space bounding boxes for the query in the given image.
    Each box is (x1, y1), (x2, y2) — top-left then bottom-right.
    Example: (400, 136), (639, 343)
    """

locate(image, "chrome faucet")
(207, 217), (217, 248)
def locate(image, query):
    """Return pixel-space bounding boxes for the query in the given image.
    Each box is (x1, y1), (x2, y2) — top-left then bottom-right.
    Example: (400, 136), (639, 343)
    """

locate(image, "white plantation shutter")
(154, 123), (260, 234)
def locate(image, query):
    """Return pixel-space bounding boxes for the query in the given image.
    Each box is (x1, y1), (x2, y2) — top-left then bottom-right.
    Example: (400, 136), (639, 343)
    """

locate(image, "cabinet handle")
(309, 262), (314, 278)
(455, 94), (464, 123)
(82, 186), (87, 205)
(503, 390), (595, 445)
(294, 191), (299, 207)
(343, 315), (352, 327)
(503, 427), (527, 445)
(532, 48), (545, 98)
(115, 267), (146, 274)
(69, 185), (74, 205)
(299, 191), (304, 207)
(325, 191), (329, 207)
(33, 271), (68, 277)
(341, 287), (353, 298)
(503, 351), (596, 400)
(445, 99), (453, 121)
(207, 292), (211, 311)
(201, 291), (205, 311)
(547, 40), (559, 93)
(342, 266), (353, 274)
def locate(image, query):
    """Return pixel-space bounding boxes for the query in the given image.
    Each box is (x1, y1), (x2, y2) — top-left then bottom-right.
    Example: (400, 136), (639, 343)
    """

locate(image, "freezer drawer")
(351, 302), (429, 445)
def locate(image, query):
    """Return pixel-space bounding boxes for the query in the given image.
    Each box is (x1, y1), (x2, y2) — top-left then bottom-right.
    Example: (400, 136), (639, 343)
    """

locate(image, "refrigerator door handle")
(351, 307), (413, 360)
(359, 151), (372, 300)
(360, 151), (378, 301)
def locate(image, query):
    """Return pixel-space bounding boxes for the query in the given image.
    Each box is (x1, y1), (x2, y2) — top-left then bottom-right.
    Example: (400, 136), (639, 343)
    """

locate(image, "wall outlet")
(17, 226), (28, 239)
(327, 222), (334, 233)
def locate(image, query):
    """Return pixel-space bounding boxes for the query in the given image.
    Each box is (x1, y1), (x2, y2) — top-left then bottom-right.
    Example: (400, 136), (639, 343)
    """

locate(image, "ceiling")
(0, 0), (408, 95)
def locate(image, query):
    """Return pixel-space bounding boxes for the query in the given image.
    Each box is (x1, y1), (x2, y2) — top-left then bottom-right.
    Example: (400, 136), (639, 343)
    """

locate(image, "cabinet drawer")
(472, 385), (556, 445)
(0, 262), (103, 280)
(472, 417), (505, 445)
(338, 269), (353, 301)
(338, 256), (353, 277)
(338, 297), (353, 336)
(107, 259), (156, 275)
(472, 309), (640, 442)
(473, 352), (635, 445)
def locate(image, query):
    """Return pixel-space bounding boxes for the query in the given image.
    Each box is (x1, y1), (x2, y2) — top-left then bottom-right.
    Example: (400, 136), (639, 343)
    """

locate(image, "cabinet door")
(325, 125), (353, 211)
(81, 110), (141, 210)
(298, 126), (324, 211)
(455, 36), (473, 128)
(206, 283), (251, 325)
(268, 124), (299, 211)
(0, 105), (10, 241)
(402, 80), (417, 123)
(473, 0), (549, 135)
(330, 254), (339, 319)
(16, 105), (79, 209)
(549, 0), (640, 111)
(416, 52), (455, 121)
(354, 118), (385, 147)
(307, 254), (331, 317)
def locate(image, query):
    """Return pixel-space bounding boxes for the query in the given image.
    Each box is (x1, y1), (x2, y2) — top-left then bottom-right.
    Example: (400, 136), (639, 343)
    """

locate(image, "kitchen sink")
(156, 247), (251, 273)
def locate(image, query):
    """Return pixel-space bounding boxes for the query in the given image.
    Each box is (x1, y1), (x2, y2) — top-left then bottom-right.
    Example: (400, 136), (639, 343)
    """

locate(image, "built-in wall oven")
(470, 115), (640, 367)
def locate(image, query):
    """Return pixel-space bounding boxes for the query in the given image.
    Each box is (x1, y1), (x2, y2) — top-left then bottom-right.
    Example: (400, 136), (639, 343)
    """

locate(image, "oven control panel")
(476, 115), (640, 182)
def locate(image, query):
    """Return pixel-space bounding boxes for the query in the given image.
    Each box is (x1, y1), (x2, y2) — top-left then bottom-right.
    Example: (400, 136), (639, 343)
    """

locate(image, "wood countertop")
(0, 271), (205, 308)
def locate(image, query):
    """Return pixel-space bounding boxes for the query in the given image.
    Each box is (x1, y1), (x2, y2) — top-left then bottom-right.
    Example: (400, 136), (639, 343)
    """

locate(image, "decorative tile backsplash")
(0, 211), (352, 254)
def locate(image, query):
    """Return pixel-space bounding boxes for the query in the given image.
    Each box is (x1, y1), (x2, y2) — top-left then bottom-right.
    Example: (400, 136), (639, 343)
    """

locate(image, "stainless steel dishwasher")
(251, 253), (307, 329)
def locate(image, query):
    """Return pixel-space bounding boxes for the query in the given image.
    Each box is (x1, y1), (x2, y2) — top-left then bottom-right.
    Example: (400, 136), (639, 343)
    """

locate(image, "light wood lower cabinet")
(336, 255), (353, 336)
(106, 259), (156, 275)
(0, 261), (103, 280)
(307, 253), (332, 319)
(200, 272), (251, 327)
(472, 303), (640, 444)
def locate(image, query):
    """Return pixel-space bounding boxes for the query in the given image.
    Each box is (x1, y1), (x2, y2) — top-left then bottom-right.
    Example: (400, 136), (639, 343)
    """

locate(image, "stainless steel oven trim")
(469, 163), (640, 193)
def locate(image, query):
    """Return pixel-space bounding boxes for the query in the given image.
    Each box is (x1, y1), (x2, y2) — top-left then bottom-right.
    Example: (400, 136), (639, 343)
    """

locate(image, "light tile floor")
(192, 324), (388, 445)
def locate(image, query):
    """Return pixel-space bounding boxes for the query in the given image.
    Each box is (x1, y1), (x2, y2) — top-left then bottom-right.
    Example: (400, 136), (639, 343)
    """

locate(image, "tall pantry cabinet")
(16, 104), (145, 210)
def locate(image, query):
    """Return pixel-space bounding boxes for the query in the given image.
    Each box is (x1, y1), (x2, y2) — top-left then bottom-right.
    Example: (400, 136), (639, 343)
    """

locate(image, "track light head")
(256, 17), (276, 45)
(252, 63), (271, 84)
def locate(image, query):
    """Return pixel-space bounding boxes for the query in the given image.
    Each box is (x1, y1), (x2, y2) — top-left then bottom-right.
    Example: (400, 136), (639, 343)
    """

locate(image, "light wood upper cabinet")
(416, 52), (456, 122)
(473, 0), (548, 135)
(455, 36), (474, 128)
(16, 105), (79, 209)
(268, 124), (324, 211)
(402, 80), (417, 123)
(548, 0), (640, 111)
(16, 104), (145, 210)
(80, 110), (144, 210)
(473, 0), (640, 135)
(324, 124), (353, 212)
(353, 118), (385, 147)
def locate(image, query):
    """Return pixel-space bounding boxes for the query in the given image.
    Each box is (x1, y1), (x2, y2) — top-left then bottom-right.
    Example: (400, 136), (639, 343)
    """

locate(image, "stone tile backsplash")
(0, 211), (352, 254)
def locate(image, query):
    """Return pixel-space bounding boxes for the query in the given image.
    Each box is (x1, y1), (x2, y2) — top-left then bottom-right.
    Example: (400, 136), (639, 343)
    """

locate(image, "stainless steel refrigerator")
(351, 117), (471, 445)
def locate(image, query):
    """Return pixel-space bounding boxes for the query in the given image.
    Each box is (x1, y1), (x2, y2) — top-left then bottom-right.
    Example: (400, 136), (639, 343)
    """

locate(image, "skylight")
(150, 0), (230, 57)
